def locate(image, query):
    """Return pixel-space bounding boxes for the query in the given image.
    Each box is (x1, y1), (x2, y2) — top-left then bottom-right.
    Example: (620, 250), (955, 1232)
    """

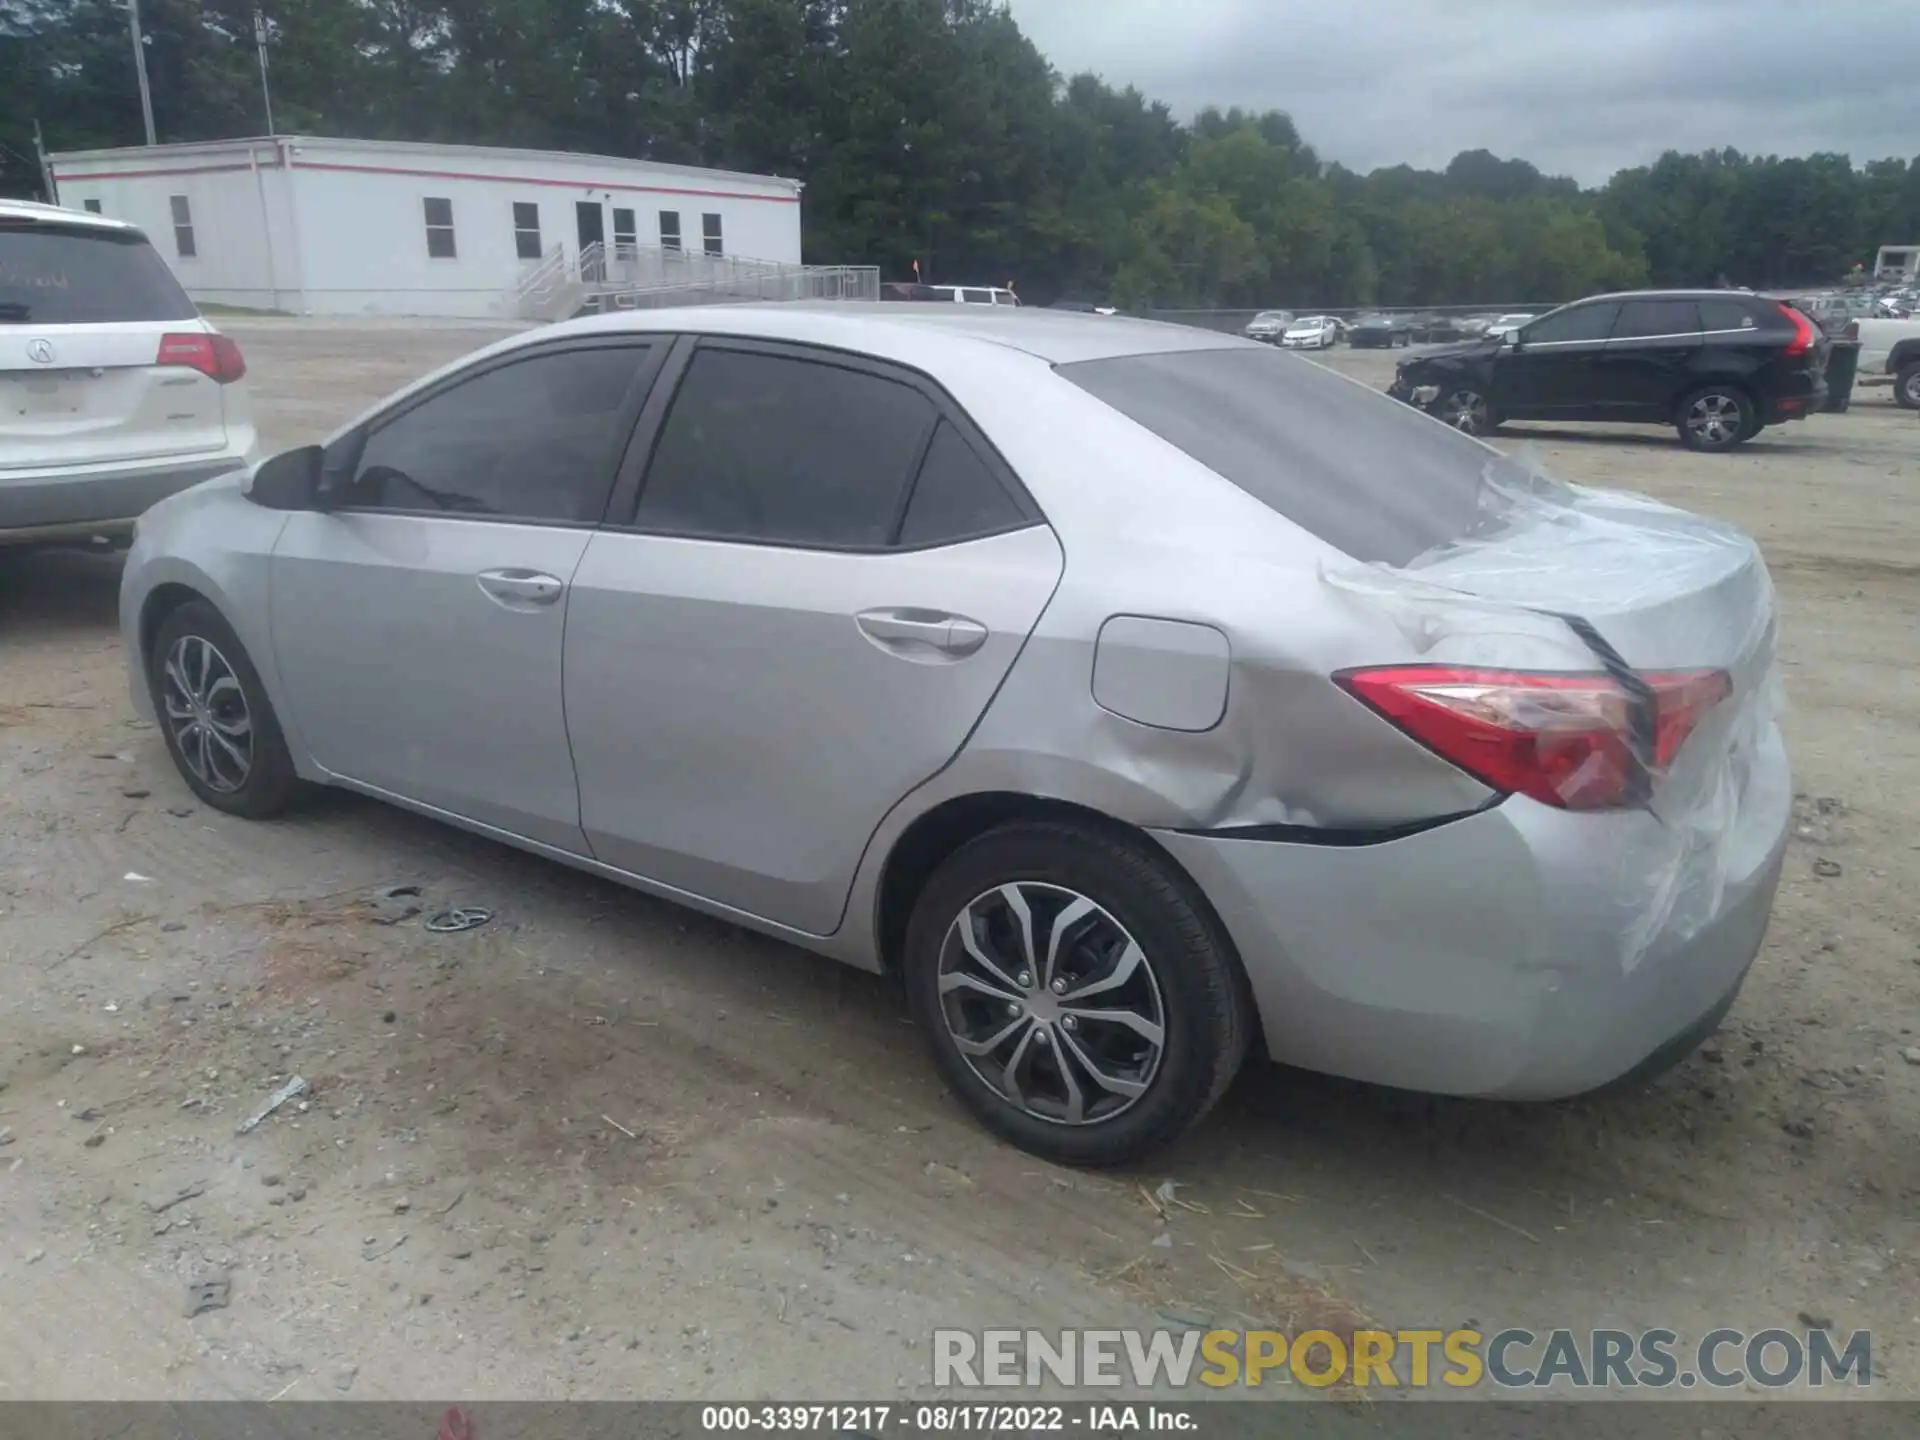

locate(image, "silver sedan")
(119, 305), (1791, 1166)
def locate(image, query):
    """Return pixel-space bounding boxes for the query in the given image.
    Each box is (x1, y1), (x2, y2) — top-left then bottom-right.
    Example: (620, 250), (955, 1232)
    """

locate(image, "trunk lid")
(0, 217), (227, 473)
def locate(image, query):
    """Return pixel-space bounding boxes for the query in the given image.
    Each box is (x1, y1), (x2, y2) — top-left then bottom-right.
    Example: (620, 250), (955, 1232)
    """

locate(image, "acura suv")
(1389, 290), (1827, 451)
(2, 199), (257, 549)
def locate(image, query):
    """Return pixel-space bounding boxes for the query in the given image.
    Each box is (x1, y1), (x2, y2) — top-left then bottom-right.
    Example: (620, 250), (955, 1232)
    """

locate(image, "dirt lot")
(1, 320), (1916, 1403)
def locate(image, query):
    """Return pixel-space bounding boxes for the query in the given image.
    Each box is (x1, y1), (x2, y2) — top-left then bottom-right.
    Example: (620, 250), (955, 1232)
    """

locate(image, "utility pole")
(32, 119), (58, 204)
(254, 9), (275, 136)
(128, 0), (157, 146)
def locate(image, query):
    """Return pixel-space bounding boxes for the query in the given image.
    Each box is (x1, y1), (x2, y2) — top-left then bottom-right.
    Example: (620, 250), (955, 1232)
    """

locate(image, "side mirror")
(244, 445), (323, 511)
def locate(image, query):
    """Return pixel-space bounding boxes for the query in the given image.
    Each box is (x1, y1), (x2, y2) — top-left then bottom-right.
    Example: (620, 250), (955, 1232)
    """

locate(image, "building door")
(576, 201), (605, 281)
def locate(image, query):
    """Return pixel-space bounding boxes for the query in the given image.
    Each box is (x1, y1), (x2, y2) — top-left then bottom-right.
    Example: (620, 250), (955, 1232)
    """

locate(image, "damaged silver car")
(119, 306), (1791, 1166)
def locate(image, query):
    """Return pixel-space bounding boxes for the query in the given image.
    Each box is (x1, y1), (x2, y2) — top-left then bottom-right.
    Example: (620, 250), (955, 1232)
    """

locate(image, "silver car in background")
(1242, 310), (1294, 343)
(119, 306), (1791, 1165)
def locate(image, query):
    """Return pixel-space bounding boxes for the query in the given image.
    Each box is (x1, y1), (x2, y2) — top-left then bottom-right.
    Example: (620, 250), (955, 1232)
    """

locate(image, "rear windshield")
(0, 222), (197, 324)
(1059, 346), (1491, 565)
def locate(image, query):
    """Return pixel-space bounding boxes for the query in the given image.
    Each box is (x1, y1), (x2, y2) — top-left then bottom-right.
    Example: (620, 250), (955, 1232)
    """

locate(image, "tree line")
(6, 0), (1919, 309)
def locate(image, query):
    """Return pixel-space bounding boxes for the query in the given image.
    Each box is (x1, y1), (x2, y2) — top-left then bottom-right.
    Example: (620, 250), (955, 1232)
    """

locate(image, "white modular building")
(47, 135), (805, 318)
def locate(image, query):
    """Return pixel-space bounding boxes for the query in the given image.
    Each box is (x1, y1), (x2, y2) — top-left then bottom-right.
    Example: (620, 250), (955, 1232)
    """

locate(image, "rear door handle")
(477, 568), (565, 607)
(856, 608), (989, 658)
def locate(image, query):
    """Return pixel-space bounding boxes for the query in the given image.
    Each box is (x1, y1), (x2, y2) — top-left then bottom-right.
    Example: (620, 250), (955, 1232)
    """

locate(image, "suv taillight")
(1335, 665), (1732, 811)
(156, 331), (246, 384)
(1777, 303), (1818, 358)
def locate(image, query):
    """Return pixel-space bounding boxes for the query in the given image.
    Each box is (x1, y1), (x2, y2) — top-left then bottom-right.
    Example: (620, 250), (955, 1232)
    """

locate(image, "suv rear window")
(0, 222), (198, 325)
(1060, 347), (1491, 565)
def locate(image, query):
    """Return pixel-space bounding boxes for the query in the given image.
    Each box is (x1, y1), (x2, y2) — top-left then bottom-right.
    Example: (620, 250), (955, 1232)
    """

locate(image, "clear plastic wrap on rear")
(1324, 446), (1785, 973)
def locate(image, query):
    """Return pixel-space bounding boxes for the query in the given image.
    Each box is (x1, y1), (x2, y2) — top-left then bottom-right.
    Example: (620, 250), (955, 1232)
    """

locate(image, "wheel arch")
(872, 791), (1248, 1012)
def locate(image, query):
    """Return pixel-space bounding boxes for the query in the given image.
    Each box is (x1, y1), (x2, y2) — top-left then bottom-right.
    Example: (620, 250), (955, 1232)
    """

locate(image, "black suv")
(1387, 290), (1828, 451)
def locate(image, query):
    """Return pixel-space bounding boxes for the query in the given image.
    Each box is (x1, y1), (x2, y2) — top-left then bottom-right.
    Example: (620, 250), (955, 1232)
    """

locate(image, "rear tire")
(149, 600), (302, 820)
(903, 821), (1250, 1167)
(1676, 385), (1755, 452)
(1896, 362), (1920, 410)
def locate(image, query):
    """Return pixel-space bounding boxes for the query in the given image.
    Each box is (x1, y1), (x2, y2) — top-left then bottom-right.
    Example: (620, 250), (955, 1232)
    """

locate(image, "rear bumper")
(0, 453), (251, 542)
(1152, 722), (1791, 1100)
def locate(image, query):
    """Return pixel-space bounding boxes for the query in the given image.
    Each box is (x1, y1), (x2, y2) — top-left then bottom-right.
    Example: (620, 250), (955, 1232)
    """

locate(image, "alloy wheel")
(161, 634), (254, 793)
(1685, 392), (1744, 448)
(936, 882), (1166, 1127)
(1438, 389), (1489, 435)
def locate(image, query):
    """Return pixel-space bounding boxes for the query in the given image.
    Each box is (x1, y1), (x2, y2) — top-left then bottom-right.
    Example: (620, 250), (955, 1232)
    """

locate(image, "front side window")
(1610, 299), (1704, 340)
(1521, 302), (1617, 345)
(659, 210), (682, 252)
(169, 195), (196, 258)
(511, 201), (542, 261)
(337, 345), (650, 523)
(961, 289), (993, 305)
(634, 348), (936, 548)
(702, 213), (723, 256)
(423, 197), (456, 259)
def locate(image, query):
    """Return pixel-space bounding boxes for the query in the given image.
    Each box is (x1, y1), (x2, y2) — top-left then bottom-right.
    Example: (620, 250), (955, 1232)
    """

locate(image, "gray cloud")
(1005, 0), (1920, 184)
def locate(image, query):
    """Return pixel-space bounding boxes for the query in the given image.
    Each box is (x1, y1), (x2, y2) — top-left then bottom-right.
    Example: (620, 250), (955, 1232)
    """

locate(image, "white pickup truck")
(1853, 317), (1920, 408)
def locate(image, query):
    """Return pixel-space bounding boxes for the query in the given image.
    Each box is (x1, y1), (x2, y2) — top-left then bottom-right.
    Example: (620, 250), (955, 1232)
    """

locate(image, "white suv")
(2, 199), (257, 549)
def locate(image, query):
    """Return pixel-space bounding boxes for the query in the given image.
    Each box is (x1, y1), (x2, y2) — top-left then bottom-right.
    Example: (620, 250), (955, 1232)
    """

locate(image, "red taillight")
(1335, 665), (1732, 811)
(156, 331), (246, 384)
(1777, 303), (1817, 358)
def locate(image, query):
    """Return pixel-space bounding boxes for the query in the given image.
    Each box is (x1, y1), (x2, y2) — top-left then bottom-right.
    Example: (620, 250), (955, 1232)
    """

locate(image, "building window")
(659, 210), (681, 252)
(512, 201), (542, 261)
(83, 198), (103, 214)
(170, 195), (196, 258)
(423, 197), (456, 259)
(612, 207), (636, 256)
(702, 213), (723, 256)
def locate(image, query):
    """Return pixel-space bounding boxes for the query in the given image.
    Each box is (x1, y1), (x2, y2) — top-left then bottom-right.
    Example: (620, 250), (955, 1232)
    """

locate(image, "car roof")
(536, 302), (1252, 366)
(0, 197), (140, 234)
(1576, 289), (1763, 303)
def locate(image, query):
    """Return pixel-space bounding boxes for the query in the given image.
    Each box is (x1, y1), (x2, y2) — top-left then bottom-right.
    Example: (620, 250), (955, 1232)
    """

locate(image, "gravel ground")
(0, 320), (1915, 1403)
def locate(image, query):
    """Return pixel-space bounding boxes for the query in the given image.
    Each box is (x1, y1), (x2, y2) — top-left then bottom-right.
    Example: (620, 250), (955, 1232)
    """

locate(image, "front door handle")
(856, 608), (989, 658)
(477, 568), (565, 607)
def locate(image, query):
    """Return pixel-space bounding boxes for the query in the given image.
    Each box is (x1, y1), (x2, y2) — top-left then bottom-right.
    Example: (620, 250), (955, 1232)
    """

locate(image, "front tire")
(149, 600), (302, 819)
(1428, 386), (1495, 437)
(1895, 362), (1920, 410)
(903, 821), (1251, 1167)
(1676, 385), (1755, 452)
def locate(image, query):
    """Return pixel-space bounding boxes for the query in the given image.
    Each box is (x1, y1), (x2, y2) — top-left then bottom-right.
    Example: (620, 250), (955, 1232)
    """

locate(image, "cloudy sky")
(1004, 0), (1920, 185)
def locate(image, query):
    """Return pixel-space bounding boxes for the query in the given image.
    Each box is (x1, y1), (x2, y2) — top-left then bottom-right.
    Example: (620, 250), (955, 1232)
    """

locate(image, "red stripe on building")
(289, 160), (799, 203)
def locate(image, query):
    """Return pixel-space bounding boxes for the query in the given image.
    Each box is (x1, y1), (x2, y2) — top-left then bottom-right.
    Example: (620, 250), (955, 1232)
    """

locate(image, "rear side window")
(0, 222), (197, 324)
(1060, 347), (1493, 566)
(1699, 298), (1759, 333)
(635, 348), (936, 548)
(897, 421), (1028, 547)
(1611, 299), (1703, 340)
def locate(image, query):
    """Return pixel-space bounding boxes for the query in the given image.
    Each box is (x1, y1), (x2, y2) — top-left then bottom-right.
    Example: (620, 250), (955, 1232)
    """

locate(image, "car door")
(1597, 298), (1708, 421)
(269, 338), (665, 851)
(1493, 300), (1620, 419)
(563, 338), (1065, 936)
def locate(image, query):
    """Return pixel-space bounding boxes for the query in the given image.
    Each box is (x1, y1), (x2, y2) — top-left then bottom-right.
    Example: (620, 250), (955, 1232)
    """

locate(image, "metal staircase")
(511, 241), (879, 321)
